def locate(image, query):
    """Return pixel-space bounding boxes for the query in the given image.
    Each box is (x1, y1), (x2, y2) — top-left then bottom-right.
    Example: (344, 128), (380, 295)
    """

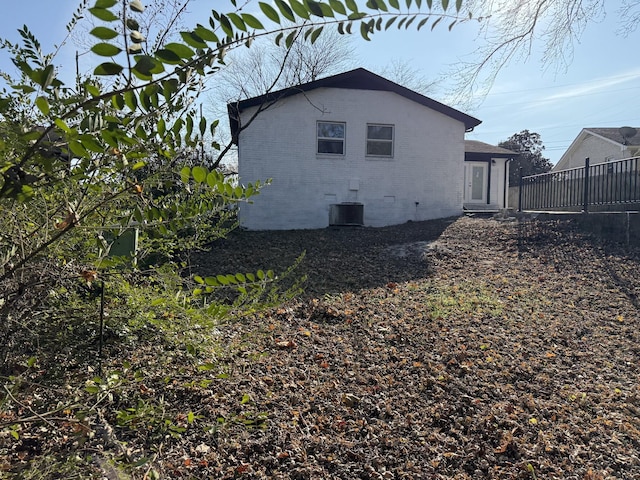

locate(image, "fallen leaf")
(275, 339), (296, 349)
(341, 393), (360, 407)
(80, 270), (98, 285)
(195, 443), (211, 454)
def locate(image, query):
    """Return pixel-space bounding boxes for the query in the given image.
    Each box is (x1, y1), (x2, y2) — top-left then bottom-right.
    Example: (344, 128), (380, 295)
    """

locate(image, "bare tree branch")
(617, 0), (640, 36)
(450, 0), (608, 104)
(373, 58), (438, 95)
(206, 27), (357, 169)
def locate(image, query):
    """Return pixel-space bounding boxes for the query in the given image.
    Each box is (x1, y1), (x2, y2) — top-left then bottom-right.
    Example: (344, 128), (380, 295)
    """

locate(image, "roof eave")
(227, 68), (482, 140)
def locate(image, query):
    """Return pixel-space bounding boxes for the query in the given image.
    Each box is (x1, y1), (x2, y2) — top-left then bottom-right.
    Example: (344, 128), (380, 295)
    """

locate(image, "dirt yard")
(184, 216), (640, 479)
(4, 216), (640, 479)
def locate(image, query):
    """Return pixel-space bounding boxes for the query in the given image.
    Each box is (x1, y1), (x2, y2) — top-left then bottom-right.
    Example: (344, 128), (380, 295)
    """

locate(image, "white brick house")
(228, 68), (482, 230)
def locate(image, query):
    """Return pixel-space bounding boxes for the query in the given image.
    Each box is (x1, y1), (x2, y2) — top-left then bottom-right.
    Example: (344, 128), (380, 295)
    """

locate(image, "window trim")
(366, 123), (394, 158)
(316, 121), (346, 156)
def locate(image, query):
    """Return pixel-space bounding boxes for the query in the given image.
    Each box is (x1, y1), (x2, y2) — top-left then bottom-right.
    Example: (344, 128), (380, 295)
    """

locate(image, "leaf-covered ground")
(3, 216), (640, 479)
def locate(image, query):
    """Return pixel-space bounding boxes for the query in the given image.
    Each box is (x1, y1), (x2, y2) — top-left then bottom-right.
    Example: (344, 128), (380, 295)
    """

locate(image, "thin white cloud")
(540, 68), (640, 102)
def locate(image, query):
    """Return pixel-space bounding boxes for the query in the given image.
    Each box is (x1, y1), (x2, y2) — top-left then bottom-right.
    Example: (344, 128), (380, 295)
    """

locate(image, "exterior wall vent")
(329, 202), (364, 226)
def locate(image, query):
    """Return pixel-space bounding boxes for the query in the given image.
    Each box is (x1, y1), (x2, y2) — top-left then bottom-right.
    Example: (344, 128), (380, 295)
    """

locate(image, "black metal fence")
(518, 157), (640, 212)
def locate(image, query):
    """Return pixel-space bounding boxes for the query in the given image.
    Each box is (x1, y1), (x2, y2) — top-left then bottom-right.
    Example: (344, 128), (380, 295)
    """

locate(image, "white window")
(317, 121), (345, 155)
(366, 124), (394, 157)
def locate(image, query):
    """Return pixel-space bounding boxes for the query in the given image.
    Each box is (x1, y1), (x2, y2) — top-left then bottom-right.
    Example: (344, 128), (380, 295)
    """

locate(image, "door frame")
(464, 161), (488, 204)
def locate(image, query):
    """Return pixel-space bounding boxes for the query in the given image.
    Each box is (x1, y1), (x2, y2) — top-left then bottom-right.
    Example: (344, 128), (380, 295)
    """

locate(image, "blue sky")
(1, 1), (639, 165)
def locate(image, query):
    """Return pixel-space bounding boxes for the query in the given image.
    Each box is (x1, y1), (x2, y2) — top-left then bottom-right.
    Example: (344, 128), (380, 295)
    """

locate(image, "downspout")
(486, 159), (492, 205)
(503, 158), (510, 209)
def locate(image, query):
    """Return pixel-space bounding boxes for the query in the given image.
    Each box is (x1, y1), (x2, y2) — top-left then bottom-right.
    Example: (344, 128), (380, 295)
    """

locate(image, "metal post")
(518, 167), (523, 212)
(583, 157), (590, 213)
(99, 281), (105, 376)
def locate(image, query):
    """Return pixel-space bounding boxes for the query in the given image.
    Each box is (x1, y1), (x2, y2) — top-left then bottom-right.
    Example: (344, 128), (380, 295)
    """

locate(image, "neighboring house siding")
(566, 136), (622, 169)
(555, 134), (629, 171)
(237, 87), (465, 230)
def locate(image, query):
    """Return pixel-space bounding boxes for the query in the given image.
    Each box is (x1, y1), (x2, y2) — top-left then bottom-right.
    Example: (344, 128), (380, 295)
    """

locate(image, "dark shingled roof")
(585, 128), (640, 146)
(464, 140), (517, 160)
(228, 68), (482, 143)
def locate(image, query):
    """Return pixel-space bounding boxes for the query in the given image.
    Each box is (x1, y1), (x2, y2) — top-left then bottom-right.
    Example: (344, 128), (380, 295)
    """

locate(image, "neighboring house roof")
(582, 127), (640, 146)
(554, 127), (640, 170)
(464, 140), (517, 160)
(228, 68), (482, 143)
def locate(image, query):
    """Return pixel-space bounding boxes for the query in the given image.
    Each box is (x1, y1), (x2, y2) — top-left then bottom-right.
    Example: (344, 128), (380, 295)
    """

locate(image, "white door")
(465, 162), (487, 204)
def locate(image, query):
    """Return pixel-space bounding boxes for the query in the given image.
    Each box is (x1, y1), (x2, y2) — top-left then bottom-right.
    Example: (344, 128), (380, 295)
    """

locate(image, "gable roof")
(464, 140), (517, 159)
(583, 127), (640, 146)
(554, 127), (640, 170)
(228, 68), (482, 142)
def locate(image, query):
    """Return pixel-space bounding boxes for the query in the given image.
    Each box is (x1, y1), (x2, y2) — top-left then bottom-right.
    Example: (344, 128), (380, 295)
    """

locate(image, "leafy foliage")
(0, 0), (473, 335)
(0, 0), (472, 476)
(499, 129), (553, 186)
